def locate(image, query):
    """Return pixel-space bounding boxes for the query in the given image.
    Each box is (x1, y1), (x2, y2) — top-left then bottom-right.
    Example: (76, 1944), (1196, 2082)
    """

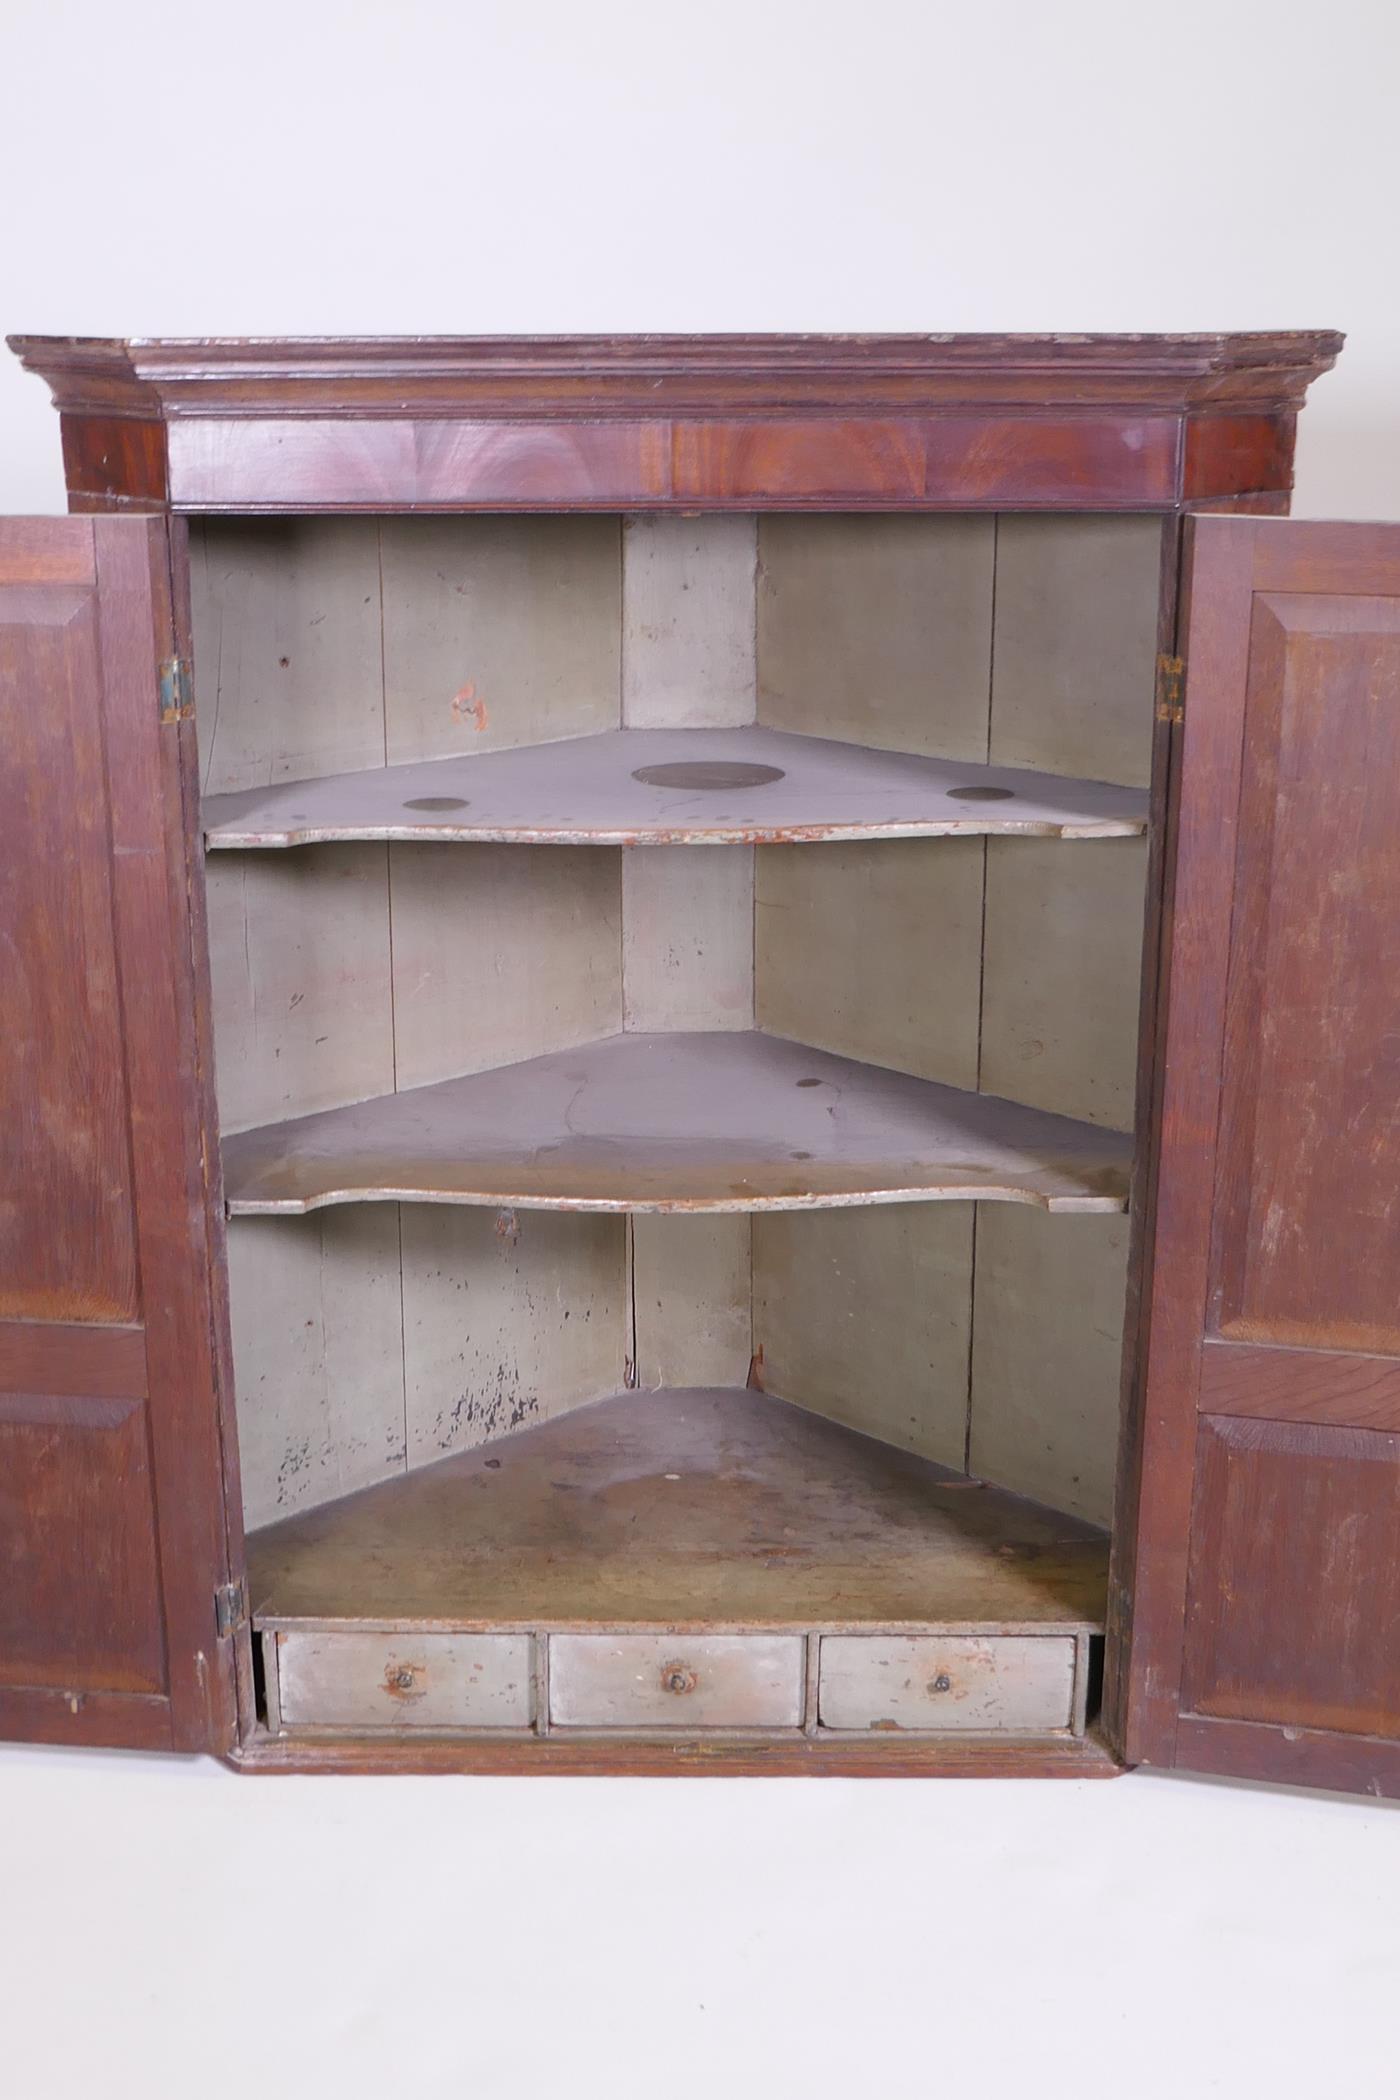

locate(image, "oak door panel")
(0, 516), (236, 1752)
(1113, 517), (1400, 1797)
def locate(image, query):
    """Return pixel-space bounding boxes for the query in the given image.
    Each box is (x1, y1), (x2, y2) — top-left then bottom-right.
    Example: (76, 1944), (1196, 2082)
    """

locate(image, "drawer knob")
(660, 1661), (698, 1696)
(927, 1673), (953, 1694)
(385, 1663), (424, 1700)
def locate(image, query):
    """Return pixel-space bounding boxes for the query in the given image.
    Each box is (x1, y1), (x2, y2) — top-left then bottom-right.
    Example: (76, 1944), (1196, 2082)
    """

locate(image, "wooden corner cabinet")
(4, 329), (1398, 1791)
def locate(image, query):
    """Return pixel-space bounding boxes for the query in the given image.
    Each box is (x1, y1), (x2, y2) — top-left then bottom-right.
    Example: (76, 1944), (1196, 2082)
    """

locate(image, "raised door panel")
(1111, 518), (1400, 1796)
(0, 518), (237, 1752)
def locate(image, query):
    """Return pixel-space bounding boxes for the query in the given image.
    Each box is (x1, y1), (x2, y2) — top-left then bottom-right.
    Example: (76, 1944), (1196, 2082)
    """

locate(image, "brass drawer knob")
(660, 1661), (698, 1696)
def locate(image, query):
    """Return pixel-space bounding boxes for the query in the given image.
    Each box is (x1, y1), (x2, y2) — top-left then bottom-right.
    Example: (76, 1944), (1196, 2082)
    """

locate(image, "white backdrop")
(3, 2), (1399, 2094)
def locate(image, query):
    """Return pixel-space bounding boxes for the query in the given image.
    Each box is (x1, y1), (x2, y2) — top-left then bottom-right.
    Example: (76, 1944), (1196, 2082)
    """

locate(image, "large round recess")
(631, 760), (786, 791)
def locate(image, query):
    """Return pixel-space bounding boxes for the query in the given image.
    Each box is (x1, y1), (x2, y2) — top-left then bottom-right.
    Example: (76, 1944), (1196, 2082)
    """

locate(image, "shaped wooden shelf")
(203, 727), (1148, 849)
(247, 1385), (1109, 1632)
(221, 1029), (1133, 1217)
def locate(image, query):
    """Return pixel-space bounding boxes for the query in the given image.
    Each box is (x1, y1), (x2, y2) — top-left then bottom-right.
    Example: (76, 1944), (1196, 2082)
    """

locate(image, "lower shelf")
(248, 1387), (1108, 1746)
(248, 1385), (1109, 1631)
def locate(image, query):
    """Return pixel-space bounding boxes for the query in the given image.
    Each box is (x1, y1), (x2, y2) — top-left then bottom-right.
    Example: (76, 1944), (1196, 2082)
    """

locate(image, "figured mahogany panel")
(0, 576), (137, 1322)
(1182, 414), (1295, 500)
(166, 418), (670, 511)
(1182, 1416), (1400, 1739)
(60, 414), (168, 510)
(1210, 594), (1400, 1357)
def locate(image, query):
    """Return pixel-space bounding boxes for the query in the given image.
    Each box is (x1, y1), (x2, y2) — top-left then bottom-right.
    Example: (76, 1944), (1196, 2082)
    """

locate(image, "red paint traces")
(452, 680), (488, 732)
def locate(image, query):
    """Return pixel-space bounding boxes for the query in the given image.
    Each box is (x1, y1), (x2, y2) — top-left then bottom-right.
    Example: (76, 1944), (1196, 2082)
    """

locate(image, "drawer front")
(819, 1636), (1076, 1733)
(550, 1634), (804, 1729)
(275, 1630), (533, 1730)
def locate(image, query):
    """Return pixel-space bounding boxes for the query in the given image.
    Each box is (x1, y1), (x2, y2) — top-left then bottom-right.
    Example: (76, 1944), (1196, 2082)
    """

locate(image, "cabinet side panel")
(400, 1208), (626, 1465)
(989, 516), (1161, 791)
(390, 842), (623, 1087)
(753, 1206), (974, 1469)
(620, 530), (758, 1386)
(226, 1211), (407, 1529)
(971, 517), (1161, 1520)
(380, 517), (622, 761)
(633, 1216), (753, 1390)
(756, 515), (995, 757)
(968, 1209), (1129, 1527)
(622, 515), (756, 728)
(755, 838), (983, 1084)
(189, 520), (386, 792)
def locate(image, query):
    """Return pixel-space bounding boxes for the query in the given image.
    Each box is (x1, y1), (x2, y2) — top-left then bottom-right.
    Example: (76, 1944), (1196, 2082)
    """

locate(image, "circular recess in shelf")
(947, 784), (1016, 802)
(631, 761), (786, 790)
(403, 795), (470, 811)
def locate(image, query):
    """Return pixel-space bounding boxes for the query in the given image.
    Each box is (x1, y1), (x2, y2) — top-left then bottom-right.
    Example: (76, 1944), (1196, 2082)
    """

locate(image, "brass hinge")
(159, 655), (195, 724)
(1155, 654), (1185, 727)
(214, 1577), (247, 1639)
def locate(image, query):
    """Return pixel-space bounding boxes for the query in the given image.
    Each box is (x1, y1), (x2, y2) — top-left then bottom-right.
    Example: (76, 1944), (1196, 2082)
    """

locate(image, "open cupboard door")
(1109, 515), (1400, 1797)
(0, 517), (239, 1753)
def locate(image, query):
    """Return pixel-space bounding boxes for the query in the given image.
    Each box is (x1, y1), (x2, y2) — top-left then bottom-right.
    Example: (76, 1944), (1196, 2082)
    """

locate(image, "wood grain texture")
(247, 1385), (1109, 1632)
(0, 517), (237, 1752)
(1199, 1341), (1400, 1429)
(12, 332), (1344, 417)
(0, 1320), (146, 1400)
(0, 1393), (165, 1693)
(1182, 415), (1295, 501)
(1182, 1416), (1400, 1739)
(1115, 519), (1400, 1793)
(0, 579), (138, 1320)
(14, 334), (1339, 518)
(1170, 1714), (1400, 1800)
(1210, 592), (1400, 1356)
(231, 1724), (1122, 1779)
(221, 1029), (1134, 1217)
(202, 727), (1147, 848)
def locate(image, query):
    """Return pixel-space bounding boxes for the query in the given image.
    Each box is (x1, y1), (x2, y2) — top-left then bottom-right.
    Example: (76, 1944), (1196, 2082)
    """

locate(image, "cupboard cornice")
(7, 331), (1344, 515)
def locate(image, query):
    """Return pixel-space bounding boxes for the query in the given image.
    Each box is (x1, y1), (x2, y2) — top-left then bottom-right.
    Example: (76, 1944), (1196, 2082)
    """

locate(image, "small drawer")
(549, 1634), (804, 1729)
(273, 1630), (533, 1730)
(818, 1635), (1077, 1734)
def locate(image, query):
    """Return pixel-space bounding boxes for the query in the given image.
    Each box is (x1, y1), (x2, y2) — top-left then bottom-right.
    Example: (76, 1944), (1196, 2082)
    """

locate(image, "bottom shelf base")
(247, 1385), (1108, 1632)
(246, 1388), (1108, 1754)
(230, 1726), (1124, 1780)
